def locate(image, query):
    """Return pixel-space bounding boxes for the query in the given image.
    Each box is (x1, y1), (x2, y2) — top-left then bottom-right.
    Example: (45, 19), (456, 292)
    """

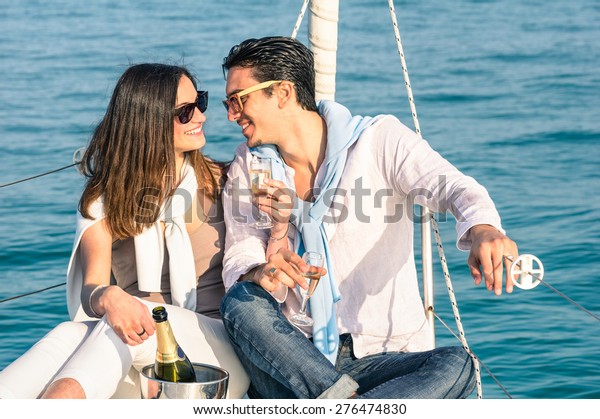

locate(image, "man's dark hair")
(223, 36), (318, 112)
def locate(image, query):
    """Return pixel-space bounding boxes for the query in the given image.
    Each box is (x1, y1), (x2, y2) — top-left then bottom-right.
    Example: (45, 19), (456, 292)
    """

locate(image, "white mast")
(308, 0), (339, 102)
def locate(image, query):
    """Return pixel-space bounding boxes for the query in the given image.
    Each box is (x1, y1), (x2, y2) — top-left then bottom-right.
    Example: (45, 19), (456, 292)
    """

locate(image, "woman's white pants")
(0, 301), (249, 399)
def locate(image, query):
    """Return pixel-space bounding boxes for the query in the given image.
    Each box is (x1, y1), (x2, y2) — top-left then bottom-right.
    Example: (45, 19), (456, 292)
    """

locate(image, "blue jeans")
(220, 281), (476, 399)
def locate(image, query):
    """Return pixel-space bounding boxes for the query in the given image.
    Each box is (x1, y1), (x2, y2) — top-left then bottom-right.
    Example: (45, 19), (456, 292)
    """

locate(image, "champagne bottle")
(152, 306), (196, 383)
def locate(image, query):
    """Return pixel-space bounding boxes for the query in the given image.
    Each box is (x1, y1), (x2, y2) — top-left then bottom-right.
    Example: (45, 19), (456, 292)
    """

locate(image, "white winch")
(507, 254), (545, 290)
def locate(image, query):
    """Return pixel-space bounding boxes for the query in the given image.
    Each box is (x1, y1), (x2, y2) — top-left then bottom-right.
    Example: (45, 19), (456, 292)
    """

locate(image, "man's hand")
(467, 224), (519, 295)
(241, 248), (326, 293)
(253, 178), (294, 224)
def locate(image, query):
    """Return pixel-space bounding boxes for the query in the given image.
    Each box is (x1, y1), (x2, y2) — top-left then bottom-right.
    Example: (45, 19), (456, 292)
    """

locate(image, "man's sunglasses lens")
(222, 96), (240, 113)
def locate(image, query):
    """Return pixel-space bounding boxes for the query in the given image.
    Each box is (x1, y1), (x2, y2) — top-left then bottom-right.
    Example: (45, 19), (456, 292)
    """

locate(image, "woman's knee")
(43, 321), (95, 348)
(50, 321), (93, 337)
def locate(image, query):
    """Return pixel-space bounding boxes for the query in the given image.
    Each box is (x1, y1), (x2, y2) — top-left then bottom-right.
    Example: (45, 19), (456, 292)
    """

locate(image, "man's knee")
(454, 346), (474, 375)
(443, 346), (476, 397)
(220, 281), (273, 327)
(438, 346), (471, 364)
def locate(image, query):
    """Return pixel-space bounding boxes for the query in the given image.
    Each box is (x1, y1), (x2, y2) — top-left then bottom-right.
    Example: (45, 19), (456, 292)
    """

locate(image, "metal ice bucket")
(139, 363), (229, 399)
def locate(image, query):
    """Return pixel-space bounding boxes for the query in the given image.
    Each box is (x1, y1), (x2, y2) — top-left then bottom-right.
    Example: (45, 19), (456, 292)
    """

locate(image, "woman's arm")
(79, 220), (155, 345)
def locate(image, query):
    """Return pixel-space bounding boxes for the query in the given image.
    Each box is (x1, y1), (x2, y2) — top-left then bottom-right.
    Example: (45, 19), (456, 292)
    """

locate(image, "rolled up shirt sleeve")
(374, 117), (504, 251)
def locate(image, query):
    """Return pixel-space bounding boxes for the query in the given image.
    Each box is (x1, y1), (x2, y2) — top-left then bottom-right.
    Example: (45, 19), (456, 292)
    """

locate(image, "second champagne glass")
(290, 251), (325, 327)
(249, 156), (273, 229)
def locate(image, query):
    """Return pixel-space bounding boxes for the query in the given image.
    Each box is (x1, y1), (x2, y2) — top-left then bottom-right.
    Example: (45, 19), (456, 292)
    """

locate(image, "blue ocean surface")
(0, 0), (598, 399)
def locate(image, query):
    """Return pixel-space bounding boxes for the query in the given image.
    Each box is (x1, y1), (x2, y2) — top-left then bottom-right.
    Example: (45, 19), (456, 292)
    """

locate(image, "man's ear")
(277, 81), (295, 108)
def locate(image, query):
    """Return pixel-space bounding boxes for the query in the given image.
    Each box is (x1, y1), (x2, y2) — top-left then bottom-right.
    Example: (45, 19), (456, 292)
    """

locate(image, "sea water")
(0, 0), (598, 399)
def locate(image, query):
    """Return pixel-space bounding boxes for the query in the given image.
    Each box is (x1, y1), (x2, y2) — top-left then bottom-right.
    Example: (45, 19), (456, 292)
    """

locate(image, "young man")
(219, 36), (519, 399)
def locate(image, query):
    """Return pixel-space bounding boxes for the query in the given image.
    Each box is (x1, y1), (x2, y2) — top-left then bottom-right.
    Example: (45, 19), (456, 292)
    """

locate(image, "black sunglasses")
(175, 90), (208, 124)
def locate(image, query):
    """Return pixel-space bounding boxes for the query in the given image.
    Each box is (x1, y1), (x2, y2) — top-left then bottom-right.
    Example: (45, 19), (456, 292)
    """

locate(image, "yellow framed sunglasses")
(222, 80), (282, 113)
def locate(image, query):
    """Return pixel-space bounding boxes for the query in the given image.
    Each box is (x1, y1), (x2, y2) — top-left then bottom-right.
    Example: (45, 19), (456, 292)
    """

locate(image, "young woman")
(0, 63), (254, 398)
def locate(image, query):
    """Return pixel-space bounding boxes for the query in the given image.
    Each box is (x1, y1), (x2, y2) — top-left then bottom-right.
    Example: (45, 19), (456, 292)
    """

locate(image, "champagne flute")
(249, 156), (273, 229)
(290, 251), (325, 327)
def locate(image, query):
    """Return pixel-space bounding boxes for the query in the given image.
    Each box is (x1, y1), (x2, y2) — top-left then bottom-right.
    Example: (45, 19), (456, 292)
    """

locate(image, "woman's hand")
(96, 286), (156, 345)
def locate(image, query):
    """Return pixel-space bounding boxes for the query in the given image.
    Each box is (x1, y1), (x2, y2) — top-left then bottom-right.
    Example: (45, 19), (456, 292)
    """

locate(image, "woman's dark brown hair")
(79, 63), (224, 239)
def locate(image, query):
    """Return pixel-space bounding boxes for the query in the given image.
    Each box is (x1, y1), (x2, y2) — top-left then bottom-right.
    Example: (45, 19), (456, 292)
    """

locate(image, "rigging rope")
(0, 162), (79, 189)
(387, 0), (421, 135)
(0, 147), (84, 189)
(387, 0), (483, 398)
(430, 216), (484, 398)
(503, 256), (600, 322)
(539, 280), (600, 322)
(291, 0), (310, 39)
(0, 282), (66, 304)
(432, 310), (513, 398)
